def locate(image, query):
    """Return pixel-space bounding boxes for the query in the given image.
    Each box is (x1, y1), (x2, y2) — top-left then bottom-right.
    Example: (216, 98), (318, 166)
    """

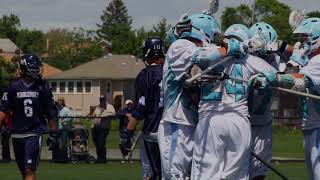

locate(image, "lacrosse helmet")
(179, 13), (221, 44)
(19, 54), (43, 80)
(224, 24), (251, 42)
(293, 17), (320, 54)
(250, 22), (278, 44)
(141, 37), (165, 61)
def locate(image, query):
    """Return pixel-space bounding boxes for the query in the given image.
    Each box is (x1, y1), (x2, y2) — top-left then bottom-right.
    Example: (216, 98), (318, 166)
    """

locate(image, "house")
(42, 63), (62, 78)
(0, 38), (21, 61)
(45, 54), (145, 115)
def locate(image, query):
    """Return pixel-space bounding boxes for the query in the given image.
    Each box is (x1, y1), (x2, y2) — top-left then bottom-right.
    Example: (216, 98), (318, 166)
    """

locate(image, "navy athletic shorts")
(12, 136), (42, 172)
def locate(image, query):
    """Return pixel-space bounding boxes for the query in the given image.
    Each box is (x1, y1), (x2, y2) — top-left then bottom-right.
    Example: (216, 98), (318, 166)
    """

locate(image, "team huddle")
(0, 8), (320, 180)
(124, 11), (320, 180)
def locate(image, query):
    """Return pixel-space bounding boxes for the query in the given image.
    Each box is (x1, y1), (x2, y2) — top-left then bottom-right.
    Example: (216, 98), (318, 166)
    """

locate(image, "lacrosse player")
(0, 54), (57, 180)
(247, 22), (283, 180)
(252, 17), (320, 180)
(158, 12), (251, 179)
(191, 22), (279, 179)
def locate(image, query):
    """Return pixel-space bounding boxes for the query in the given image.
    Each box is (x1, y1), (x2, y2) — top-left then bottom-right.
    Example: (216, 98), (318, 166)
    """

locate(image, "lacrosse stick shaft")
(228, 75), (320, 100)
(126, 130), (142, 160)
(251, 151), (289, 180)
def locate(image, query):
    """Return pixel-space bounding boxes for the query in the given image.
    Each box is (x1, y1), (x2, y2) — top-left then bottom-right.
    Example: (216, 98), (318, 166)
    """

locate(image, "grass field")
(0, 161), (308, 180)
(0, 123), (309, 179)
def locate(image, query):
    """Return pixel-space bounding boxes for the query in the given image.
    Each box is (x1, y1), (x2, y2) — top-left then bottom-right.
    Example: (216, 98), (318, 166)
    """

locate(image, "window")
(85, 81), (92, 93)
(50, 81), (57, 93)
(59, 81), (66, 93)
(68, 81), (74, 93)
(76, 81), (83, 93)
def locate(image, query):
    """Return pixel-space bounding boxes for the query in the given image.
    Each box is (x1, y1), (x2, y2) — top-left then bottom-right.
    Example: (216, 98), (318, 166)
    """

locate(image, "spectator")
(53, 97), (71, 162)
(92, 95), (115, 163)
(1, 112), (12, 162)
(116, 99), (135, 163)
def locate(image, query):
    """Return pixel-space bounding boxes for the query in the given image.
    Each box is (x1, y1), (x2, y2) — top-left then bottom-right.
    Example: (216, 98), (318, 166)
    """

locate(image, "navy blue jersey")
(132, 64), (163, 134)
(0, 78), (57, 135)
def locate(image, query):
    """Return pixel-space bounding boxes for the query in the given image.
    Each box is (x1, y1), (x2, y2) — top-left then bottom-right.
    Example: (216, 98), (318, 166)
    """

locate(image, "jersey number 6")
(24, 99), (33, 117)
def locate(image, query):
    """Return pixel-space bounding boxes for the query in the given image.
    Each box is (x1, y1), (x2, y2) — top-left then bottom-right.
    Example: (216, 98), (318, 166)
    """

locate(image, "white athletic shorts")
(249, 123), (272, 178)
(192, 112), (251, 180)
(304, 128), (320, 180)
(158, 121), (195, 180)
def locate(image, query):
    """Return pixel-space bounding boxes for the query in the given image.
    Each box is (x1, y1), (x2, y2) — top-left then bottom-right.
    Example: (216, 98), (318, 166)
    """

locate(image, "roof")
(0, 38), (20, 53)
(42, 63), (62, 78)
(45, 55), (145, 80)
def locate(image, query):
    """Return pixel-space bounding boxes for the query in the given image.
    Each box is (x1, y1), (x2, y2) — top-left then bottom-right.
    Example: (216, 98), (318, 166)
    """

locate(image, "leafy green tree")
(0, 56), (16, 95)
(16, 29), (47, 55)
(0, 14), (20, 42)
(221, 4), (252, 30)
(307, 11), (320, 18)
(221, 0), (294, 42)
(45, 28), (104, 70)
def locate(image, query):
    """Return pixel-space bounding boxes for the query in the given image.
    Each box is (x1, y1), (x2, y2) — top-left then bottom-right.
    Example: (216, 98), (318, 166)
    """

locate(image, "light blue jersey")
(300, 54), (320, 130)
(162, 39), (199, 126)
(162, 39), (222, 126)
(198, 55), (276, 118)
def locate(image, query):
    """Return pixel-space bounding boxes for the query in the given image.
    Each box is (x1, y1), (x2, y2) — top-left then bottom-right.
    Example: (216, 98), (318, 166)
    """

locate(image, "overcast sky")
(0, 0), (319, 31)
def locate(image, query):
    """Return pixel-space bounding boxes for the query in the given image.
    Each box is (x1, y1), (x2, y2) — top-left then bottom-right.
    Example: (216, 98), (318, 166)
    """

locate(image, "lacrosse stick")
(289, 9), (307, 30)
(203, 0), (219, 16)
(126, 130), (142, 161)
(227, 75), (320, 100)
(251, 151), (289, 180)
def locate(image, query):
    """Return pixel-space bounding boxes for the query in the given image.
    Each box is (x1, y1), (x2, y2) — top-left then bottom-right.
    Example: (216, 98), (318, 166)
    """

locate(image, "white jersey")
(299, 54), (320, 130)
(250, 54), (281, 125)
(199, 55), (276, 118)
(162, 39), (198, 126)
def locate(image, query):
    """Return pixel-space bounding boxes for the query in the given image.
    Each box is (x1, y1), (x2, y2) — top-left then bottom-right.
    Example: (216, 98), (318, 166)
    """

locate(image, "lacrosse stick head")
(203, 0), (219, 16)
(289, 9), (307, 30)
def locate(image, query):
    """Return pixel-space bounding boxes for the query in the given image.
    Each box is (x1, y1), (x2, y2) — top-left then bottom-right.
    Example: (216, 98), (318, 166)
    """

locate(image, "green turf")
(0, 161), (309, 180)
(0, 124), (310, 179)
(1, 161), (142, 180)
(266, 162), (308, 180)
(272, 124), (304, 158)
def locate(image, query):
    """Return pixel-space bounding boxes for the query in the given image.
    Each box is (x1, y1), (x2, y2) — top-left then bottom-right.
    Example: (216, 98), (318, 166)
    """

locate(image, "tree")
(97, 0), (132, 40)
(16, 29), (47, 55)
(0, 14), (20, 42)
(45, 28), (104, 70)
(221, 4), (252, 30)
(221, 0), (294, 42)
(307, 11), (320, 18)
(151, 18), (171, 40)
(0, 56), (16, 95)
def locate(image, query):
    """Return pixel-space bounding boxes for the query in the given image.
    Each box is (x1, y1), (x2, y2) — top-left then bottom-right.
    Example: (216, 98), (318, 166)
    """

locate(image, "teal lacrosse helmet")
(224, 24), (251, 42)
(294, 17), (320, 53)
(179, 13), (221, 44)
(250, 22), (278, 43)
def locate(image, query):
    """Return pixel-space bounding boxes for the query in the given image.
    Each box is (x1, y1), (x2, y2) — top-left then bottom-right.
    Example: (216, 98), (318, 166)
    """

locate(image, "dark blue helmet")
(141, 37), (165, 62)
(19, 54), (43, 80)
